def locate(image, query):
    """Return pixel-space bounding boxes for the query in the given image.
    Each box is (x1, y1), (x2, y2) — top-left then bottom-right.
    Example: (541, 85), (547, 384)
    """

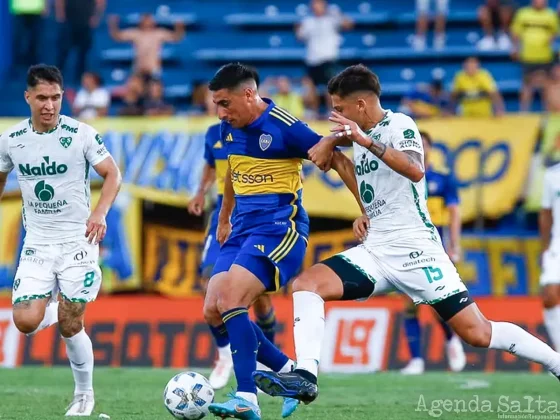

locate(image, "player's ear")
(24, 91), (30, 105)
(357, 98), (367, 113)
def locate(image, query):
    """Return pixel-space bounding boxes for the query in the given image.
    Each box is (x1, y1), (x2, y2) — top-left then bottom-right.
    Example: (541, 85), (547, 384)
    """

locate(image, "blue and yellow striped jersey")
(426, 166), (459, 229)
(221, 98), (322, 239)
(203, 123), (229, 196)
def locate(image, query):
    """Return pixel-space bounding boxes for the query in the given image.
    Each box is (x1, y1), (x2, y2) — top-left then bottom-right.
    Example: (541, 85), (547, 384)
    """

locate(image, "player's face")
(212, 87), (252, 128)
(25, 82), (63, 128)
(330, 94), (367, 127)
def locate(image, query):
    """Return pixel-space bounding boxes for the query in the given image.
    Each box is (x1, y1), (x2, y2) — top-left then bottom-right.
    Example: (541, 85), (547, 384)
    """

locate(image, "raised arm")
(330, 112), (424, 182)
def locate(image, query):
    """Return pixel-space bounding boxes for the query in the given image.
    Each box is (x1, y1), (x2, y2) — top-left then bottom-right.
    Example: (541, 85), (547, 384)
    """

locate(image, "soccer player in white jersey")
(540, 161), (560, 351)
(254, 64), (560, 402)
(0, 65), (121, 415)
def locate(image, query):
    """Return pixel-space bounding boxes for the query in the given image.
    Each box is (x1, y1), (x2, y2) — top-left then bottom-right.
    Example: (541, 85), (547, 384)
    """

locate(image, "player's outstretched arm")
(330, 151), (366, 215)
(188, 163), (216, 216)
(88, 157), (122, 244)
(330, 112), (424, 182)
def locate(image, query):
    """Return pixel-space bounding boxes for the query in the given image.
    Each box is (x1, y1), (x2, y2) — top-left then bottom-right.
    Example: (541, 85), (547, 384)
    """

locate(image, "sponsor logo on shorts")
(74, 250), (88, 261)
(402, 256), (436, 268)
(409, 250), (424, 259)
(24, 248), (36, 256)
(20, 255), (44, 265)
(13, 278), (20, 291)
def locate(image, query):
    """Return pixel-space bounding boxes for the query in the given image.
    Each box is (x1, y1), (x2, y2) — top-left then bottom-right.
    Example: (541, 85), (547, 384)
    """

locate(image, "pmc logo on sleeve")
(320, 308), (390, 373)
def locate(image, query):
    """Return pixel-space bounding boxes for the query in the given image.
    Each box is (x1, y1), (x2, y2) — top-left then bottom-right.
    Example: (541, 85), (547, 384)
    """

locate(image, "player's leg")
(401, 296), (425, 375)
(11, 245), (59, 335)
(253, 294), (277, 344)
(438, 311), (466, 372)
(253, 246), (392, 403)
(57, 242), (102, 416)
(540, 249), (560, 351)
(201, 232), (234, 390)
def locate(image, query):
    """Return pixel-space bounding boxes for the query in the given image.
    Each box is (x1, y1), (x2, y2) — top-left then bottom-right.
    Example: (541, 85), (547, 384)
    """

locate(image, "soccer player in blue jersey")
(400, 130), (466, 375)
(188, 122), (280, 390)
(202, 63), (361, 420)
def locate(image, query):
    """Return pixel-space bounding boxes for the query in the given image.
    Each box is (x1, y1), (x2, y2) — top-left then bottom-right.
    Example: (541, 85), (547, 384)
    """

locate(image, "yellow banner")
(0, 114), (541, 222)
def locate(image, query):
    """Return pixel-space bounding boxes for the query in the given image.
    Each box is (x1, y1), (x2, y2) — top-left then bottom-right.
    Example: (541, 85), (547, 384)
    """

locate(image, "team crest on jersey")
(259, 134), (272, 151)
(59, 137), (72, 148)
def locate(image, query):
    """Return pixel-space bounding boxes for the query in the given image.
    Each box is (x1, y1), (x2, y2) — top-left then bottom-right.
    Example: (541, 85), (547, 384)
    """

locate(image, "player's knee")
(13, 312), (41, 334)
(58, 317), (84, 338)
(461, 320), (492, 348)
(292, 273), (316, 294)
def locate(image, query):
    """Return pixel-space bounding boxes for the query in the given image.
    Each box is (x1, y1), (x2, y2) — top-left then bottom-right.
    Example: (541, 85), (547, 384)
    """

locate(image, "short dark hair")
(27, 64), (63, 89)
(208, 62), (260, 91)
(327, 64), (381, 98)
(419, 130), (433, 146)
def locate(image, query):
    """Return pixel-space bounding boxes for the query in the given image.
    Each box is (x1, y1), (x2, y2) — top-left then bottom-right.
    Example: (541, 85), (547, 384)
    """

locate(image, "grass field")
(0, 368), (558, 420)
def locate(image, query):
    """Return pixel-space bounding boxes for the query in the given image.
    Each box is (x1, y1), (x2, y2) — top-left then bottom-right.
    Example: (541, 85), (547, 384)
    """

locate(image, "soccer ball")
(163, 371), (215, 419)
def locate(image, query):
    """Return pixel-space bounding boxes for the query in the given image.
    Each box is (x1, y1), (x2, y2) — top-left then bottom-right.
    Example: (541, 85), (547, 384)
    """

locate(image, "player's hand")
(187, 192), (205, 216)
(216, 219), (232, 245)
(328, 111), (371, 148)
(353, 214), (370, 242)
(85, 210), (107, 245)
(308, 138), (335, 171)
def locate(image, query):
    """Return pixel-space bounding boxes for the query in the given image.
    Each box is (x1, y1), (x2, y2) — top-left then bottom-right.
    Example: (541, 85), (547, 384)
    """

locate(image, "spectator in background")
(545, 65), (560, 113)
(296, 0), (353, 111)
(144, 79), (174, 116)
(511, 0), (559, 112)
(450, 56), (505, 117)
(399, 79), (449, 119)
(109, 14), (185, 78)
(56, 0), (105, 85)
(262, 76), (305, 119)
(10, 0), (47, 76)
(477, 0), (515, 51)
(414, 0), (448, 51)
(72, 72), (110, 120)
(118, 74), (145, 116)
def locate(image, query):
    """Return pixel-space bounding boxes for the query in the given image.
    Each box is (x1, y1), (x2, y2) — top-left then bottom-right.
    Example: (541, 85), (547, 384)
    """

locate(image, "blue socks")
(209, 324), (230, 348)
(255, 309), (277, 344)
(251, 321), (288, 372)
(222, 308), (258, 394)
(404, 315), (422, 359)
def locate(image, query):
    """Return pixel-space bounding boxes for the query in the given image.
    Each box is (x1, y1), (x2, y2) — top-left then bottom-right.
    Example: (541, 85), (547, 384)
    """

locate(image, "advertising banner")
(0, 296), (550, 373)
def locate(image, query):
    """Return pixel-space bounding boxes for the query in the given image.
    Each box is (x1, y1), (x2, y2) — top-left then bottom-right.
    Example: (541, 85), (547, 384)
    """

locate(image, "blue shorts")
(212, 227), (307, 292)
(200, 226), (221, 276)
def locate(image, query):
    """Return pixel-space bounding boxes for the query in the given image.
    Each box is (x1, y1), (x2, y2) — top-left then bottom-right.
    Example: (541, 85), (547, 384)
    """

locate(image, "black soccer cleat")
(252, 370), (318, 404)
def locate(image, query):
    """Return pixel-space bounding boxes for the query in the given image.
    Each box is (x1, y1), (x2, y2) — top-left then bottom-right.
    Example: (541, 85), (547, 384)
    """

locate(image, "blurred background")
(0, 0), (559, 373)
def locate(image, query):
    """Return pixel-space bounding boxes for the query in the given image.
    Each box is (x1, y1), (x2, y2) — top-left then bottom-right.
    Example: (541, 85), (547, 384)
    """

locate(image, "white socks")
(544, 306), (560, 351)
(236, 392), (258, 406)
(293, 291), (325, 377)
(63, 329), (94, 395)
(489, 321), (560, 375)
(280, 359), (295, 373)
(27, 301), (59, 336)
(217, 344), (232, 361)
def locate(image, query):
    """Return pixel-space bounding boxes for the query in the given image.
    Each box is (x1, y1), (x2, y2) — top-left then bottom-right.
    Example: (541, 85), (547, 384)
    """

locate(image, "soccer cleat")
(65, 393), (95, 416)
(446, 335), (467, 372)
(281, 398), (300, 418)
(209, 356), (234, 390)
(252, 370), (318, 404)
(400, 357), (425, 375)
(208, 393), (261, 419)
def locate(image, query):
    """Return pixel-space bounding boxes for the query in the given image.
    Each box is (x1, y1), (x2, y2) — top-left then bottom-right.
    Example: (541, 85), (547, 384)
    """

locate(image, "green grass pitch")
(0, 368), (558, 419)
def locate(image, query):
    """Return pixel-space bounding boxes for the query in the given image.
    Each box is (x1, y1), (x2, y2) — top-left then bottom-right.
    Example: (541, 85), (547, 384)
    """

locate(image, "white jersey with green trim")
(0, 115), (110, 244)
(353, 110), (437, 245)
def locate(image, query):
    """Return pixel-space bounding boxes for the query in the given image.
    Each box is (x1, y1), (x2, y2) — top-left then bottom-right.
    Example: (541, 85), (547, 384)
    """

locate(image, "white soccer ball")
(163, 371), (215, 419)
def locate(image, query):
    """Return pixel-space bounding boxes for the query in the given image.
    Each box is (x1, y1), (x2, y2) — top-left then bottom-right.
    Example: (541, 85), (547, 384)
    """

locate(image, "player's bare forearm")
(93, 157), (122, 216)
(448, 204), (462, 252)
(197, 164), (216, 195)
(539, 209), (553, 251)
(367, 139), (424, 182)
(219, 166), (235, 222)
(0, 171), (8, 201)
(331, 151), (366, 214)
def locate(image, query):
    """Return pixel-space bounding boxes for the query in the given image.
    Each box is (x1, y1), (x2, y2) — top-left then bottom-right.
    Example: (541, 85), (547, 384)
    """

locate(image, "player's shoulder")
(267, 104), (301, 128)
(1, 118), (31, 141)
(205, 122), (221, 140)
(386, 111), (419, 130)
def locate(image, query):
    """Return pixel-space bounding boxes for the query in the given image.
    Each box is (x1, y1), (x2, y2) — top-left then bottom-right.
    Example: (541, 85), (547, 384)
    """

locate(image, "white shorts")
(541, 248), (560, 286)
(334, 237), (467, 305)
(417, 0), (449, 14)
(12, 239), (102, 304)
